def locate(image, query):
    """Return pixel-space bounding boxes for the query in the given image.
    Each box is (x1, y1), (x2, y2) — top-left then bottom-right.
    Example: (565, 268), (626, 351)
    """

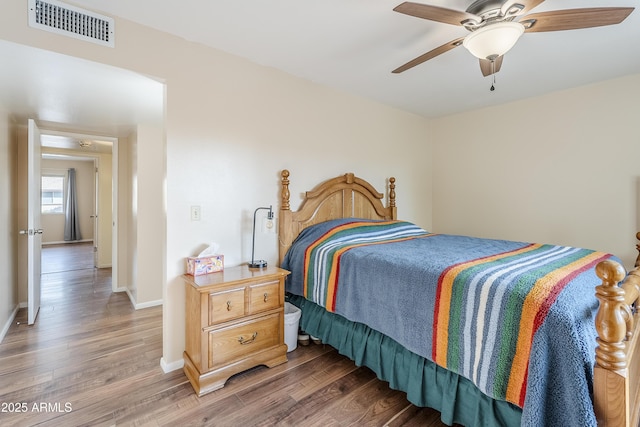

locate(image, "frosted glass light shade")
(463, 22), (525, 60)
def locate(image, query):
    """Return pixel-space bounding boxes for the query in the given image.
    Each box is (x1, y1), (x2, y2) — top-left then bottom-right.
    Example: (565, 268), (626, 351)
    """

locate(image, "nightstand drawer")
(209, 288), (245, 325)
(249, 280), (280, 314)
(208, 313), (280, 369)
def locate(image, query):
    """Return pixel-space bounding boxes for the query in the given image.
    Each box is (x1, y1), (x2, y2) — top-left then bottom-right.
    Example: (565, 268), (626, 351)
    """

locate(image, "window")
(41, 175), (65, 214)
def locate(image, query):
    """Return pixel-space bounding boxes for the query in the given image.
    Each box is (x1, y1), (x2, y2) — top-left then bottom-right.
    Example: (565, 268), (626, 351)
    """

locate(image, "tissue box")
(186, 255), (224, 276)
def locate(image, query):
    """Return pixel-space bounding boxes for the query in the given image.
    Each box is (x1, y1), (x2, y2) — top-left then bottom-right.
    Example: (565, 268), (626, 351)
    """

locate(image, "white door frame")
(93, 156), (99, 268)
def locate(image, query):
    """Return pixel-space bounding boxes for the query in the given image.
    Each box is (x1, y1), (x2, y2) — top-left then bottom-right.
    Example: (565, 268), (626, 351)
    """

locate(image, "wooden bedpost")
(278, 170), (292, 267)
(593, 235), (640, 427)
(595, 260), (632, 370)
(281, 169), (290, 211)
(389, 177), (397, 220)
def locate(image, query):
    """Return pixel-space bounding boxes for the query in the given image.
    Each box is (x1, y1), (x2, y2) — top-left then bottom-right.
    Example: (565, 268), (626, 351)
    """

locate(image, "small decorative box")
(186, 255), (224, 276)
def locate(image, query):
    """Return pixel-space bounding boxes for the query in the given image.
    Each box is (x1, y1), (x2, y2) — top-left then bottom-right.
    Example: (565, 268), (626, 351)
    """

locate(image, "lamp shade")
(462, 22), (525, 60)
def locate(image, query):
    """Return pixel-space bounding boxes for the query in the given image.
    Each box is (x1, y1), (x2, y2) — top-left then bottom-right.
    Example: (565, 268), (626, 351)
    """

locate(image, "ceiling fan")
(392, 0), (635, 77)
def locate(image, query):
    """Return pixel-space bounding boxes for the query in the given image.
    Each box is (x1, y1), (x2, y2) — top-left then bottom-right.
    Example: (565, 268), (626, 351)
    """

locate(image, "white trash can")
(284, 302), (302, 352)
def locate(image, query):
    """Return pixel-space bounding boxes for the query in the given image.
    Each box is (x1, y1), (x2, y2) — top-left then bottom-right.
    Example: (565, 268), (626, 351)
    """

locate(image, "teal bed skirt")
(288, 294), (522, 427)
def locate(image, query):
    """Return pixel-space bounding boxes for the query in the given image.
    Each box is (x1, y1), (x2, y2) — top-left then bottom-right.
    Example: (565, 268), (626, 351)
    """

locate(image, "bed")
(277, 170), (640, 427)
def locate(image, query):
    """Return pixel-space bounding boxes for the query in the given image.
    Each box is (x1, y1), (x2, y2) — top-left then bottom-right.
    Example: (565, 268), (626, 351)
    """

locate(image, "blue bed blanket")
(282, 218), (615, 426)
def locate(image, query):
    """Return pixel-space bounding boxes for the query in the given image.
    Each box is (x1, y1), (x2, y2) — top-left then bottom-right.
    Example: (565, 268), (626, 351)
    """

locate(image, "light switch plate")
(191, 206), (201, 221)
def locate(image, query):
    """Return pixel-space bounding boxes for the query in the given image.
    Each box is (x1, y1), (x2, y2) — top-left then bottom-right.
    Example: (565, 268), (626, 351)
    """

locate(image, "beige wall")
(118, 133), (134, 296)
(2, 0), (640, 377)
(40, 157), (94, 244)
(136, 124), (165, 305)
(124, 125), (164, 307)
(161, 38), (431, 368)
(0, 1), (432, 360)
(0, 107), (18, 341)
(1, 0), (639, 376)
(95, 152), (112, 268)
(431, 74), (640, 268)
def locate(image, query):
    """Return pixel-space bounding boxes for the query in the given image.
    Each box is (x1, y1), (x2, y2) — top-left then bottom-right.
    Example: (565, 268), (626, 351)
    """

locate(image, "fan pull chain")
(490, 60), (496, 92)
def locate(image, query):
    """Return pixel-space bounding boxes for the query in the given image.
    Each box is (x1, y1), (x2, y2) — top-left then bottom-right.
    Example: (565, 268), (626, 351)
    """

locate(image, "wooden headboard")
(278, 170), (397, 266)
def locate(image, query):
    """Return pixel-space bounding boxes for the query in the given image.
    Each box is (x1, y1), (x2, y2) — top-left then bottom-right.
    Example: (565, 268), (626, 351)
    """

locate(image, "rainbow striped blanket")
(283, 219), (614, 427)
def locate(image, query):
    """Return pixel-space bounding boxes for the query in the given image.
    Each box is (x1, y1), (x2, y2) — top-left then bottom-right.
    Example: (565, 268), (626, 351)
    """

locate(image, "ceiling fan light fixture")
(462, 21), (525, 60)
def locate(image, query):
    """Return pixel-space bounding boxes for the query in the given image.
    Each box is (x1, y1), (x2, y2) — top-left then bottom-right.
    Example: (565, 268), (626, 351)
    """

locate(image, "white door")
(26, 119), (42, 325)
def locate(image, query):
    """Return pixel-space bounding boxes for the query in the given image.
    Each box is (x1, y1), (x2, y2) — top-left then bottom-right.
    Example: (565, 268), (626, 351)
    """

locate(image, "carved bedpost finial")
(281, 170), (290, 211)
(594, 260), (632, 370)
(389, 177), (396, 208)
(345, 173), (354, 184)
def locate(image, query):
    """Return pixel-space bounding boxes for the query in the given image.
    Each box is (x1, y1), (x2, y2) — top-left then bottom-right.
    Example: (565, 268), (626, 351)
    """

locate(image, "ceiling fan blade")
(393, 2), (480, 26)
(522, 7), (634, 33)
(479, 56), (504, 77)
(392, 37), (464, 74)
(501, 0), (546, 16)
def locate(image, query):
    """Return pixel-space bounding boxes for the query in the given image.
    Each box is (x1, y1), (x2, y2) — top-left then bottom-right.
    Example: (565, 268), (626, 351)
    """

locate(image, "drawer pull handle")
(263, 292), (268, 303)
(238, 332), (258, 345)
(226, 301), (232, 311)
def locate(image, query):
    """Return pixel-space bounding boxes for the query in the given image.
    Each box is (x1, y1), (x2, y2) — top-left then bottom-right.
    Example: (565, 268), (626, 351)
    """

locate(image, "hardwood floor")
(0, 245), (450, 426)
(41, 242), (95, 274)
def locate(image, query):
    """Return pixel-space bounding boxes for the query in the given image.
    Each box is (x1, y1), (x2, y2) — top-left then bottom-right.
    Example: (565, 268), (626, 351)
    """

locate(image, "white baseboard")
(0, 305), (19, 344)
(19, 301), (28, 309)
(42, 239), (93, 246)
(160, 356), (184, 373)
(125, 288), (163, 310)
(135, 299), (163, 310)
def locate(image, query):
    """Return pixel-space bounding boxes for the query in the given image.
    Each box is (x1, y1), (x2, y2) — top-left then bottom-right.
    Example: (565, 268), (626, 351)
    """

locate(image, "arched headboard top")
(278, 170), (397, 265)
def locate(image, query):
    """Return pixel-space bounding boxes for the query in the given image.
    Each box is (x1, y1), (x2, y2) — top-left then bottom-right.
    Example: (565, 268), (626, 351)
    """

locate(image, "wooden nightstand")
(183, 265), (290, 396)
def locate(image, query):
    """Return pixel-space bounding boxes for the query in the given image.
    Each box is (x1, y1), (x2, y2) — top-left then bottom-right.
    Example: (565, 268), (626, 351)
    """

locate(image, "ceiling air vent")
(28, 0), (115, 47)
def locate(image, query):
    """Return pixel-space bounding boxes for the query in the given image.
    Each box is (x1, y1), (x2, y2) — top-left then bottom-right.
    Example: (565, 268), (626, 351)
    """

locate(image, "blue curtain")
(64, 168), (82, 241)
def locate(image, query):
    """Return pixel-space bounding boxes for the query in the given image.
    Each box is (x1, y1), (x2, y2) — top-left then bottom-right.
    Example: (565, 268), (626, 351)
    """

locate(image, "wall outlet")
(191, 206), (201, 221)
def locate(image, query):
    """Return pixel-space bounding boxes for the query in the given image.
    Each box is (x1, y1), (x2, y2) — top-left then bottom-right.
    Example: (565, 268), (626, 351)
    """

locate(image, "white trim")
(111, 139), (119, 294)
(125, 288), (162, 310)
(0, 305), (20, 343)
(42, 239), (93, 245)
(160, 356), (184, 373)
(135, 299), (163, 310)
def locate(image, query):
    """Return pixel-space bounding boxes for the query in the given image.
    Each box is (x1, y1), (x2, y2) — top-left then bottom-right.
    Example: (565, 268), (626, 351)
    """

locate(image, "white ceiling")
(0, 39), (163, 137)
(63, 0), (640, 118)
(1, 0), (638, 138)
